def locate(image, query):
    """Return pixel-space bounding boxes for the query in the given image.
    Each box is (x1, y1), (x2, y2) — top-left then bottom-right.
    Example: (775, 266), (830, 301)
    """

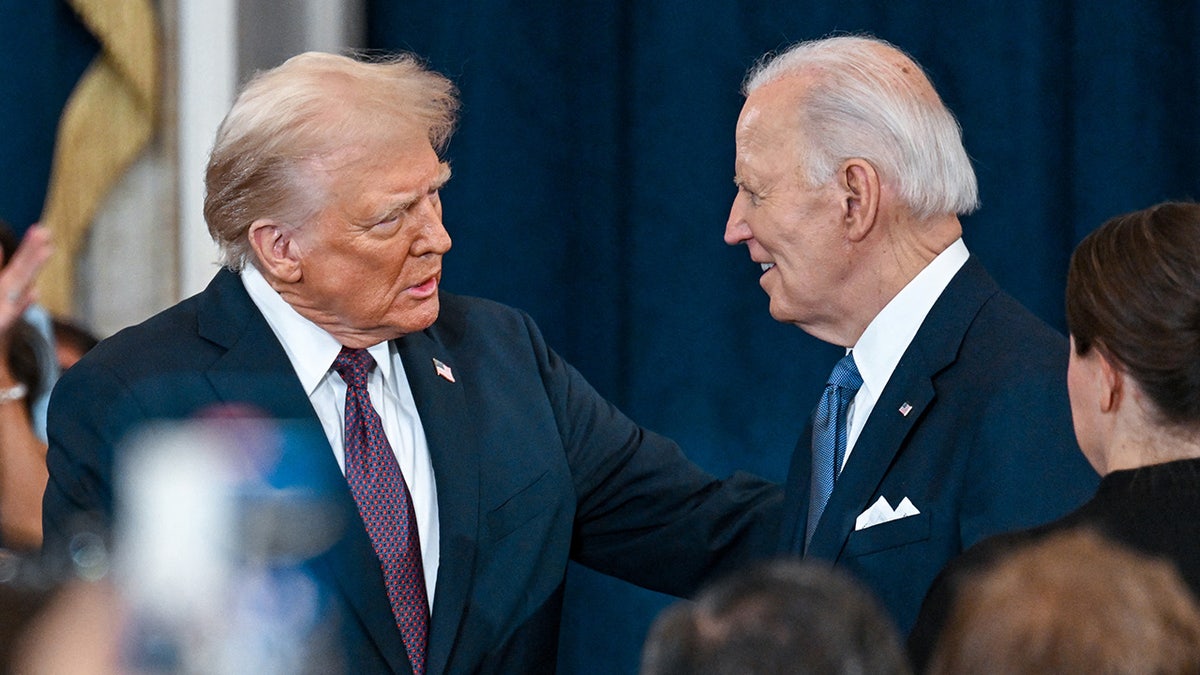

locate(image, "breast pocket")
(486, 469), (555, 543)
(843, 511), (931, 558)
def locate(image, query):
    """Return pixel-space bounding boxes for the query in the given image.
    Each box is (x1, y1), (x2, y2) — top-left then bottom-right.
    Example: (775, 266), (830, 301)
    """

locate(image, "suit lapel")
(397, 329), (481, 675)
(805, 257), (999, 560)
(197, 269), (310, 418)
(806, 362), (935, 558)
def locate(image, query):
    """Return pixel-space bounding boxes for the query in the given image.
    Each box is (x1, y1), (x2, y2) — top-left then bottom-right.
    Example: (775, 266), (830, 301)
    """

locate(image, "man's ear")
(839, 158), (880, 243)
(247, 219), (302, 283)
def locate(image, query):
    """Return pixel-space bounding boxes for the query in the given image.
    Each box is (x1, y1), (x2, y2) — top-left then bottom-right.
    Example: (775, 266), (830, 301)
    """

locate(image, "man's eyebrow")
(433, 162), (452, 188)
(386, 164), (453, 215)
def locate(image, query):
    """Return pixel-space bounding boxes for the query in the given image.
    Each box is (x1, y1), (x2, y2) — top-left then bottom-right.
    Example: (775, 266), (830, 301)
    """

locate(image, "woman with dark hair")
(0, 222), (52, 550)
(1047, 200), (1200, 591)
(910, 201), (1200, 668)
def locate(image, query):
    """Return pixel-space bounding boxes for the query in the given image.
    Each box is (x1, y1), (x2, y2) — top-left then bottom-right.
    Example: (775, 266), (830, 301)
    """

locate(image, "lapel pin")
(433, 358), (456, 383)
(898, 402), (913, 417)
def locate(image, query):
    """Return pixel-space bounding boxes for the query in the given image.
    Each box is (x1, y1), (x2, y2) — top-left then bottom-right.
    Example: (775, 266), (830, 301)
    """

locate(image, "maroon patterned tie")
(333, 347), (429, 674)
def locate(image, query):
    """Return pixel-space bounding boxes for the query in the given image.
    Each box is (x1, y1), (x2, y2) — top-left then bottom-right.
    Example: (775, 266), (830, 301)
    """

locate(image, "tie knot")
(333, 347), (375, 389)
(828, 352), (863, 392)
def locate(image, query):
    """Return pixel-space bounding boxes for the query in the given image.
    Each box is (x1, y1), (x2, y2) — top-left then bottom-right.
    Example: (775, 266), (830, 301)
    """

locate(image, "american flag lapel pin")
(898, 402), (913, 417)
(433, 358), (456, 383)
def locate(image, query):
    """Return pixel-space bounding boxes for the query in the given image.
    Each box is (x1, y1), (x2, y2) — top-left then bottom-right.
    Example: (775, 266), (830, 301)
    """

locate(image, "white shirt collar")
(240, 265), (395, 394)
(852, 239), (969, 398)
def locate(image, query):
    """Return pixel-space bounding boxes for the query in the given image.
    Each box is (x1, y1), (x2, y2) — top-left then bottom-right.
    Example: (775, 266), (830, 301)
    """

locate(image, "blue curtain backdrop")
(3, 1), (1196, 673)
(0, 1), (98, 235)
(368, 2), (1200, 672)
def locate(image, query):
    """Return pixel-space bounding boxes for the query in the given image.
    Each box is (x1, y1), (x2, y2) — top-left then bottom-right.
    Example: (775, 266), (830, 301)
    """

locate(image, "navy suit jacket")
(43, 268), (781, 674)
(778, 257), (1098, 634)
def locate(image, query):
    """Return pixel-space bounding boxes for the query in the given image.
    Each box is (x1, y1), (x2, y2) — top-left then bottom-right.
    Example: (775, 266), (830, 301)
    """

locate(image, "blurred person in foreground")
(0, 221), (59, 443)
(926, 528), (1200, 674)
(640, 558), (909, 675)
(0, 223), (52, 549)
(910, 201), (1200, 666)
(723, 33), (1097, 635)
(42, 52), (780, 674)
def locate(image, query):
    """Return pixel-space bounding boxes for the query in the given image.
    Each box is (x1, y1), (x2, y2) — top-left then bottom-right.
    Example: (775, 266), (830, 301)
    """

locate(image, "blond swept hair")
(203, 51), (459, 270)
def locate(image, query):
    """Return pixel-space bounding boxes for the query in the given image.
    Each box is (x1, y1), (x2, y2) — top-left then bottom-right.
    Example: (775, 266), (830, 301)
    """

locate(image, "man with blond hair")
(44, 52), (780, 674)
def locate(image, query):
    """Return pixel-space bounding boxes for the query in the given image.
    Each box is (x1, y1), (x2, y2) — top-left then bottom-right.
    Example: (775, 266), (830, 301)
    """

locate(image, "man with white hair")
(724, 35), (1097, 633)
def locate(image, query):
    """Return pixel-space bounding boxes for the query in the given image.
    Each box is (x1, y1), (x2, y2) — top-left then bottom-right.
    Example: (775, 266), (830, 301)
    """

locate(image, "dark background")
(364, 5), (1198, 671)
(5, 2), (1199, 672)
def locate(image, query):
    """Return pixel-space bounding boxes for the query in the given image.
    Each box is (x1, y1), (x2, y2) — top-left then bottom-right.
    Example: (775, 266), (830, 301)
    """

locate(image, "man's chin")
(395, 295), (441, 335)
(342, 297), (442, 347)
(766, 298), (790, 324)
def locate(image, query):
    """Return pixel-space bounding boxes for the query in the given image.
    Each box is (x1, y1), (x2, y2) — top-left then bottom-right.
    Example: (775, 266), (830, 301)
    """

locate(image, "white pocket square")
(854, 496), (920, 531)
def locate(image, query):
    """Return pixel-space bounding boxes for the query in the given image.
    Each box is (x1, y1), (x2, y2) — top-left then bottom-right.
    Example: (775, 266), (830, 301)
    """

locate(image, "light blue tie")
(805, 352), (863, 548)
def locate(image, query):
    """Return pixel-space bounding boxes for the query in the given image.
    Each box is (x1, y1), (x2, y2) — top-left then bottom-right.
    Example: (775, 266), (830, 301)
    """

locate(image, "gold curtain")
(36, 0), (160, 316)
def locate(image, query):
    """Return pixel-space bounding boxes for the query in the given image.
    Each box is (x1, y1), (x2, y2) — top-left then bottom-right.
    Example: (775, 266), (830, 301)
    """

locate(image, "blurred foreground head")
(928, 528), (1200, 674)
(640, 558), (909, 675)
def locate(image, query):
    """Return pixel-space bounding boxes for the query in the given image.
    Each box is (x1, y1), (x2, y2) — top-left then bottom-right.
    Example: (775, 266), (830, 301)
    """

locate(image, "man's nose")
(724, 192), (751, 245)
(413, 199), (452, 255)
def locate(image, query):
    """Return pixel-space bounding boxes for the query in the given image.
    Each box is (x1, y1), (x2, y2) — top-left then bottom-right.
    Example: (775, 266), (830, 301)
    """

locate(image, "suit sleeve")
(42, 358), (146, 559)
(518, 311), (783, 597)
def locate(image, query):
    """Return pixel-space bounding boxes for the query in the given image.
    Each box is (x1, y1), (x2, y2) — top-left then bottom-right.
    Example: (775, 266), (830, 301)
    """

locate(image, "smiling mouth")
(760, 262), (775, 272)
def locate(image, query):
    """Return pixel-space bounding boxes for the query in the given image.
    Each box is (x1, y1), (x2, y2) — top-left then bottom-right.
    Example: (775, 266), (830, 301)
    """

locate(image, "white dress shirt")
(242, 266), (439, 605)
(841, 239), (970, 471)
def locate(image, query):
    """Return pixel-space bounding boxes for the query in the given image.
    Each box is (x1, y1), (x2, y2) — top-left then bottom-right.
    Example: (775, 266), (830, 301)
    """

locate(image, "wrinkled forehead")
(736, 77), (809, 154)
(299, 142), (441, 221)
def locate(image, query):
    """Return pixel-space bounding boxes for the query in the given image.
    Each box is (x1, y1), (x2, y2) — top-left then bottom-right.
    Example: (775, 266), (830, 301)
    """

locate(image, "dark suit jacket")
(777, 256), (1098, 635)
(43, 268), (781, 674)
